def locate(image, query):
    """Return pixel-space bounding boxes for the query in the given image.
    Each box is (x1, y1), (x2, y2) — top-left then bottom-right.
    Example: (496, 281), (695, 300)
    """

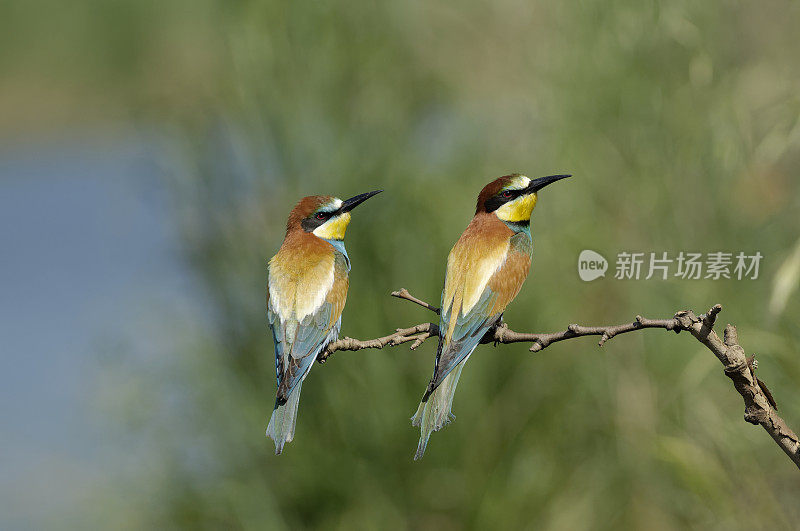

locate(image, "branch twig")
(391, 288), (440, 314)
(318, 323), (439, 363)
(320, 288), (800, 470)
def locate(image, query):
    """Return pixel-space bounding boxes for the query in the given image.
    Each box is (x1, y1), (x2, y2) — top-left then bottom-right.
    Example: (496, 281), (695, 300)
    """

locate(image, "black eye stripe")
(484, 189), (523, 213)
(301, 211), (334, 232)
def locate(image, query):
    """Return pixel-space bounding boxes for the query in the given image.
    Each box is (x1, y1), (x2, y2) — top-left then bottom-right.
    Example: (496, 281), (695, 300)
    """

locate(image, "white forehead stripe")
(318, 198), (343, 213)
(514, 175), (531, 188)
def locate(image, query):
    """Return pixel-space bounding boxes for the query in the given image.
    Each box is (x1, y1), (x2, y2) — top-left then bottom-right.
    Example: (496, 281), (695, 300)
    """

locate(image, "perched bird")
(412, 173), (569, 459)
(266, 190), (382, 454)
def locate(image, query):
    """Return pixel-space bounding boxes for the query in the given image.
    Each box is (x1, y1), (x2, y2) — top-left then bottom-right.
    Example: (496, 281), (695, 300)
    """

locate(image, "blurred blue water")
(0, 132), (196, 528)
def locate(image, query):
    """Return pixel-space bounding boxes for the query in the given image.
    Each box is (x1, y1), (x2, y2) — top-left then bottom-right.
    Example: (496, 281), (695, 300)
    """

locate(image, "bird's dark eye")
(315, 212), (327, 220)
(502, 190), (513, 199)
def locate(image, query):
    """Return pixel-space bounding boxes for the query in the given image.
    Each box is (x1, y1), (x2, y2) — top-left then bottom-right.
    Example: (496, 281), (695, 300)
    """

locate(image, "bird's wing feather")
(433, 287), (498, 385)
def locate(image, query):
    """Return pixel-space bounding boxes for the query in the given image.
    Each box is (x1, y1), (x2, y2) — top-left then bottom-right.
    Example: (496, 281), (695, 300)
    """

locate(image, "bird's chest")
(269, 251), (335, 321)
(510, 230), (533, 257)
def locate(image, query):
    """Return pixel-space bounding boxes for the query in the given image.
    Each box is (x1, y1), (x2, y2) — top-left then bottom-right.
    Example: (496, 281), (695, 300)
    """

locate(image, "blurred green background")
(2, 0), (800, 529)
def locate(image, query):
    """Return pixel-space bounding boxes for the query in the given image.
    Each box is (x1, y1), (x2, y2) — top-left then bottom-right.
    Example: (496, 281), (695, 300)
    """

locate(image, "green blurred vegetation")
(7, 0), (800, 529)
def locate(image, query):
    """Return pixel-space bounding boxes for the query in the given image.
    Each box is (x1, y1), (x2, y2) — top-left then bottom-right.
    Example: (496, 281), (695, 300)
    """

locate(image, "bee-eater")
(266, 190), (382, 454)
(412, 173), (570, 459)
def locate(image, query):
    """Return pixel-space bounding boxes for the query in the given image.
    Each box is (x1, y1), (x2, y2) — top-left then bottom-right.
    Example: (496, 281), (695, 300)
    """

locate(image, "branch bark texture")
(320, 288), (800, 470)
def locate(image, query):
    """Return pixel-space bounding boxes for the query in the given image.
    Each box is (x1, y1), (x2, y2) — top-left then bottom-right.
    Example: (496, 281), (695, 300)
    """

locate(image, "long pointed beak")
(340, 190), (383, 212)
(526, 174), (571, 193)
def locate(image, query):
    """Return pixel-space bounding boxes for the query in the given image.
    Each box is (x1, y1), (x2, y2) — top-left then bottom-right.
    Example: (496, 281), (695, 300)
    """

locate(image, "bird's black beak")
(340, 190), (383, 212)
(525, 174), (571, 193)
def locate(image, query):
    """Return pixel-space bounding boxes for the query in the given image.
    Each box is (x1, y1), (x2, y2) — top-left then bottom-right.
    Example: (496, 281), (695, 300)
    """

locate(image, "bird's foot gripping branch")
(320, 288), (800, 470)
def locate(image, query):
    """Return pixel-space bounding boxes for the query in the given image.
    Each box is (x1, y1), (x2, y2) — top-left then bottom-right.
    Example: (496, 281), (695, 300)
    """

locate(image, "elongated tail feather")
(411, 359), (468, 460)
(266, 380), (304, 455)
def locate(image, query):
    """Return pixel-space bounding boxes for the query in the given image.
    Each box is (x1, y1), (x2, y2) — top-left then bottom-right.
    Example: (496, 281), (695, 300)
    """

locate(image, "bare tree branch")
(318, 323), (439, 363)
(390, 288), (440, 314)
(320, 288), (800, 470)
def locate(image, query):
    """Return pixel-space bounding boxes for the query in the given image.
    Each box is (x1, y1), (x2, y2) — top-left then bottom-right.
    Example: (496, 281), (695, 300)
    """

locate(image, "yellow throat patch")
(313, 212), (351, 240)
(495, 193), (537, 223)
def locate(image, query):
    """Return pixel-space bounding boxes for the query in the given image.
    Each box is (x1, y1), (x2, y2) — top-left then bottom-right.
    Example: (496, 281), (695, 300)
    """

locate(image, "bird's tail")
(411, 360), (467, 460)
(266, 380), (304, 455)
